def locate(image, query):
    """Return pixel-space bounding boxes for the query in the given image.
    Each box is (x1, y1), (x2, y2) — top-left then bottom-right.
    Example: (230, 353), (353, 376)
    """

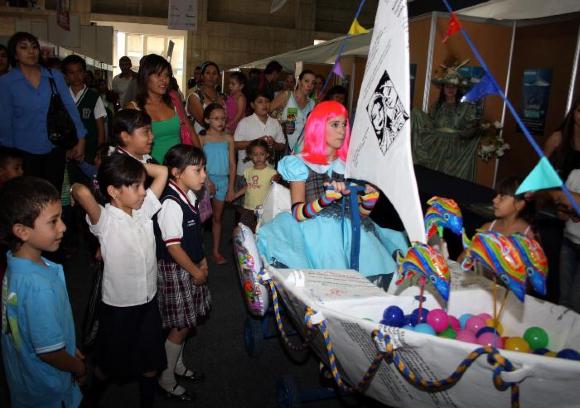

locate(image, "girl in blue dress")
(257, 101), (408, 289)
(202, 103), (235, 264)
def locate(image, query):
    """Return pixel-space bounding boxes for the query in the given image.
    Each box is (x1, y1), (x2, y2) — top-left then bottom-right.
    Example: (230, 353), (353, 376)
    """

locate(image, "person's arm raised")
(71, 183), (101, 225)
(144, 163), (169, 198)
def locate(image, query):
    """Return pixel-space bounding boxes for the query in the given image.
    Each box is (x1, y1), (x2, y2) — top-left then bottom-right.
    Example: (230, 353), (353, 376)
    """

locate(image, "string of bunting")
(318, 0), (369, 99)
(303, 307), (522, 407)
(440, 0), (580, 215)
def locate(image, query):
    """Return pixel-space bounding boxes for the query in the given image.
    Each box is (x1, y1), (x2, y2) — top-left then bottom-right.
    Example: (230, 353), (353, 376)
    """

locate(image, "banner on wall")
(56, 0), (70, 32)
(346, 0), (425, 243)
(168, 0), (198, 32)
(521, 68), (553, 134)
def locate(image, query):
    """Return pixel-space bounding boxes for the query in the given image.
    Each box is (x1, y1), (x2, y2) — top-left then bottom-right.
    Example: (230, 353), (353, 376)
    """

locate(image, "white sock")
(159, 340), (186, 393)
(175, 343), (188, 375)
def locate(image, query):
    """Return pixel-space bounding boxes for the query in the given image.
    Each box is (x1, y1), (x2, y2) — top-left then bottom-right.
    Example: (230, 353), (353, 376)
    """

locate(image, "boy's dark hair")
(97, 154), (147, 202)
(0, 147), (23, 168)
(112, 109), (152, 147)
(164, 144), (206, 180)
(62, 54), (86, 73)
(229, 71), (247, 87)
(243, 139), (272, 164)
(7, 32), (40, 68)
(496, 176), (536, 225)
(0, 177), (60, 250)
(250, 91), (271, 104)
(264, 61), (283, 75)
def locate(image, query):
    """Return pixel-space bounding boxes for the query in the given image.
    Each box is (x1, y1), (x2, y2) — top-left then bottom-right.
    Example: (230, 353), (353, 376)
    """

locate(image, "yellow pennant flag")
(348, 19), (369, 35)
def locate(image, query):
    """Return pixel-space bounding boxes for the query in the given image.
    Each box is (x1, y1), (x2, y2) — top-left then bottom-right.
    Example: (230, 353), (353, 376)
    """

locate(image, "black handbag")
(46, 70), (78, 150)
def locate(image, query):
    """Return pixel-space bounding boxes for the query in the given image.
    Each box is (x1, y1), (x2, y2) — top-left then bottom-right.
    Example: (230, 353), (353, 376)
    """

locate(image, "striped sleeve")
(157, 198), (184, 246)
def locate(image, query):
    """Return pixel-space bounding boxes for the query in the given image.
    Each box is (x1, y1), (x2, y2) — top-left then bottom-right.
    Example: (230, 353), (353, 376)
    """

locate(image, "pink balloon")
(465, 316), (486, 334)
(478, 313), (493, 321)
(448, 316), (461, 331)
(477, 332), (503, 348)
(426, 309), (449, 333)
(456, 330), (478, 344)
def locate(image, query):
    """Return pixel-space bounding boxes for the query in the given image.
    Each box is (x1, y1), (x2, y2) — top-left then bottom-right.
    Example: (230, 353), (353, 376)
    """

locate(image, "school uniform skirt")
(157, 260), (212, 330)
(96, 296), (167, 380)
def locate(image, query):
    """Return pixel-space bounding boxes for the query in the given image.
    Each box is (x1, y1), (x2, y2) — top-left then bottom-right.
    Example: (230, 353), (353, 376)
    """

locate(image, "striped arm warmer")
(292, 190), (342, 221)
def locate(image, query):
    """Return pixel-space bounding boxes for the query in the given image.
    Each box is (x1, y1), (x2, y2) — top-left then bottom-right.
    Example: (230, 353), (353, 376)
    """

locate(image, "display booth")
(235, 10), (580, 188)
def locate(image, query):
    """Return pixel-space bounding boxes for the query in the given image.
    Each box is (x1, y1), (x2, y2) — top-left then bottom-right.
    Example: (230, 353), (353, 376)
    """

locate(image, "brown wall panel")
(409, 16), (431, 110)
(497, 19), (579, 182)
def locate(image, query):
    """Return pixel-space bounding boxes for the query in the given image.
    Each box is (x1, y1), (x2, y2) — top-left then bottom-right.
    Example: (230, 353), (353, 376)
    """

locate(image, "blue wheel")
(276, 375), (301, 408)
(244, 317), (263, 357)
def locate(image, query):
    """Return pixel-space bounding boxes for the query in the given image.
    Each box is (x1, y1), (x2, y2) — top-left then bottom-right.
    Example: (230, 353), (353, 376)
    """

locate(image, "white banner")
(346, 0), (425, 243)
(168, 0), (198, 32)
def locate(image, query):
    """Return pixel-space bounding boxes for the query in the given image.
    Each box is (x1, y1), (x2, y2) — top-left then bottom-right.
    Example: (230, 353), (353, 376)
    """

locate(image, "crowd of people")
(0, 29), (579, 408)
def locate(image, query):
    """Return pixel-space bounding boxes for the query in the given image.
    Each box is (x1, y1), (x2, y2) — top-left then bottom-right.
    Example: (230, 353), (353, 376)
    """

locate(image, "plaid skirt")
(157, 259), (212, 330)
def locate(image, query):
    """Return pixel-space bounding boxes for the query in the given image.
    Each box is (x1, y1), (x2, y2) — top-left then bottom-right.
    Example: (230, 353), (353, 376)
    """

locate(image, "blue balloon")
(403, 323), (415, 331)
(410, 308), (429, 325)
(414, 323), (436, 336)
(404, 314), (414, 327)
(533, 348), (550, 355)
(476, 327), (499, 338)
(382, 306), (405, 327)
(459, 313), (473, 329)
(557, 349), (580, 360)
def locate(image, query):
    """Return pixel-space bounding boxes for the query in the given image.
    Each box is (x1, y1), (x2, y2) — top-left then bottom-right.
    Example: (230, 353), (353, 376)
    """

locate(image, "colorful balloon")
(477, 313), (492, 321)
(485, 319), (504, 336)
(426, 309), (449, 333)
(456, 330), (478, 344)
(504, 337), (530, 353)
(396, 242), (451, 301)
(424, 196), (464, 239)
(448, 315), (461, 331)
(523, 327), (549, 350)
(461, 231), (527, 302)
(476, 327), (499, 338)
(510, 233), (548, 296)
(439, 327), (457, 339)
(465, 316), (486, 334)
(414, 323), (436, 336)
(382, 306), (405, 327)
(459, 313), (473, 329)
(478, 332), (503, 348)
(410, 308), (429, 325)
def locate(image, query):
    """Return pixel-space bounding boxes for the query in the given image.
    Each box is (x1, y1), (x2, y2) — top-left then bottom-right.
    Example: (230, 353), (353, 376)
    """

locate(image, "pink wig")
(301, 101), (351, 165)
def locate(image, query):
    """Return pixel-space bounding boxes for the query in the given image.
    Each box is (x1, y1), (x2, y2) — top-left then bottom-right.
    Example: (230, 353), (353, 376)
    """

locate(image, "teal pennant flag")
(516, 156), (563, 195)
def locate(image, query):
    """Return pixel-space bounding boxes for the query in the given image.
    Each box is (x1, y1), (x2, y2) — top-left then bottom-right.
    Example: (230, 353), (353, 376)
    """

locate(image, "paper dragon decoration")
(396, 242), (451, 302)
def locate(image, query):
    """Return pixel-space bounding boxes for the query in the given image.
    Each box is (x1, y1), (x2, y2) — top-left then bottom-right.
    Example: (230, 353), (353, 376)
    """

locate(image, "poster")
(346, 0), (425, 243)
(56, 0), (70, 32)
(168, 0), (198, 32)
(521, 68), (553, 134)
(458, 65), (485, 119)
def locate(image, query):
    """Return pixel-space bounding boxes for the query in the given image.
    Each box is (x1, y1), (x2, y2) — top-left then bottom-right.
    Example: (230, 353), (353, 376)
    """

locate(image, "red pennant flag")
(443, 12), (461, 43)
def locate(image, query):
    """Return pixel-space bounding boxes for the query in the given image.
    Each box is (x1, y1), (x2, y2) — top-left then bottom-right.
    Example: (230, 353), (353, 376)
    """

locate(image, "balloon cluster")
(380, 306), (580, 360)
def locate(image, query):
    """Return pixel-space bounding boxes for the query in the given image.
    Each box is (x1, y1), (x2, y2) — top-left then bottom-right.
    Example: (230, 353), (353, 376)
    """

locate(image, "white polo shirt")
(234, 113), (285, 176)
(88, 189), (161, 307)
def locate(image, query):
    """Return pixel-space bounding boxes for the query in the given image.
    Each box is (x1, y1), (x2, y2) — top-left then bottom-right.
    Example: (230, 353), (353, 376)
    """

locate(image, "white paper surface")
(346, 0), (425, 243)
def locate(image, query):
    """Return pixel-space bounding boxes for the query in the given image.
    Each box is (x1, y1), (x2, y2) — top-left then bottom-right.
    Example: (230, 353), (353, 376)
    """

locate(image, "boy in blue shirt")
(0, 177), (85, 408)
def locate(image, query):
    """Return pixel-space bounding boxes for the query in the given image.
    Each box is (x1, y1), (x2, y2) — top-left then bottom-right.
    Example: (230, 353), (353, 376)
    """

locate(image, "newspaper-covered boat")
(233, 0), (580, 406)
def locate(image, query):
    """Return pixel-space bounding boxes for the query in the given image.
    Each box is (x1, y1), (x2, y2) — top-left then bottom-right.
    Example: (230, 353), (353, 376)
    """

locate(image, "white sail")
(345, 0), (425, 243)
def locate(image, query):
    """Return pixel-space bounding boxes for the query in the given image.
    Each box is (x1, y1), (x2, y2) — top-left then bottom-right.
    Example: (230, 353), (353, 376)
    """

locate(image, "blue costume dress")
(256, 155), (409, 286)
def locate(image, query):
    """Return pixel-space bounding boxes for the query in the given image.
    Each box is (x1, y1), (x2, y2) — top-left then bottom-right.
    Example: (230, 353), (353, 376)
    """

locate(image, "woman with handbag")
(186, 61), (225, 134)
(0, 32), (86, 190)
(130, 54), (200, 163)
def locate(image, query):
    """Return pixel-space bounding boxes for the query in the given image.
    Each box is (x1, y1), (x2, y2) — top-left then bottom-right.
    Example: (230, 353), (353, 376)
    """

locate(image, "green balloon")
(439, 328), (457, 339)
(523, 326), (549, 350)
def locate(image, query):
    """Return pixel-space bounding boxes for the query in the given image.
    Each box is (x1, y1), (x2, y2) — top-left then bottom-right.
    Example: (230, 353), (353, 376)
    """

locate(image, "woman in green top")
(134, 54), (200, 163)
(411, 65), (480, 181)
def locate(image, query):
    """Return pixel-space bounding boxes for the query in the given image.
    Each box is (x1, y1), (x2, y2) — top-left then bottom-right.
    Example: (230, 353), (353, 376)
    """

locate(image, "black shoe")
(159, 384), (195, 402)
(175, 368), (205, 384)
